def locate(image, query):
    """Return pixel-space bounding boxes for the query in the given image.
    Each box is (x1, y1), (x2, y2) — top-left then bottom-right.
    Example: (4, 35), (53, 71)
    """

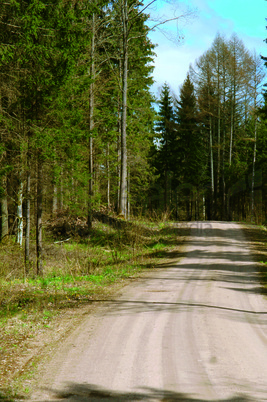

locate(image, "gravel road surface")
(31, 222), (267, 401)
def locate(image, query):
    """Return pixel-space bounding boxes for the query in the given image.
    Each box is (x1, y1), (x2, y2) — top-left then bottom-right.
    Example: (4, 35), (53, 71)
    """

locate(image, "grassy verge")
(0, 217), (188, 401)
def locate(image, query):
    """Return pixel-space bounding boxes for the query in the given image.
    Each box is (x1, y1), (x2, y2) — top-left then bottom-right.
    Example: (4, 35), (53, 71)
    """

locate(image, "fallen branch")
(54, 238), (71, 244)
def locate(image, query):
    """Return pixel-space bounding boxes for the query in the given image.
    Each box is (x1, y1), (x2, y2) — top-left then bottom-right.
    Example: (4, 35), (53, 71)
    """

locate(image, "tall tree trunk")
(251, 119), (257, 222)
(36, 153), (43, 276)
(88, 12), (95, 229)
(53, 183), (58, 215)
(117, 135), (121, 212)
(59, 167), (64, 210)
(127, 165), (130, 219)
(16, 172), (23, 246)
(52, 160), (58, 215)
(217, 101), (221, 199)
(164, 169), (168, 212)
(227, 96), (234, 221)
(250, 52), (264, 222)
(71, 170), (75, 204)
(222, 49), (227, 221)
(229, 100), (233, 166)
(209, 116), (214, 219)
(107, 143), (110, 208)
(222, 127), (226, 219)
(119, 0), (128, 218)
(1, 175), (8, 240)
(25, 168), (31, 273)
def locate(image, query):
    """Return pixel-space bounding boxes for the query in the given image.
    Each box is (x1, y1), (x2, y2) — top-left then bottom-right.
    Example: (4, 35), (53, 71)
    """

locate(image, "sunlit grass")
(0, 217), (187, 400)
(0, 219), (184, 321)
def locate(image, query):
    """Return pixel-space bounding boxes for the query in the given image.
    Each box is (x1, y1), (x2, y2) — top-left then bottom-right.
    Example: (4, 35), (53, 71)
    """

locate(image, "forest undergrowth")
(0, 213), (188, 400)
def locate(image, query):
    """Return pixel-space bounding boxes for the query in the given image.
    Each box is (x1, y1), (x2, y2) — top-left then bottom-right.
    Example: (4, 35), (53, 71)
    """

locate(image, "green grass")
(0, 221), (184, 320)
(0, 219), (184, 310)
(0, 217), (188, 400)
(260, 261), (267, 287)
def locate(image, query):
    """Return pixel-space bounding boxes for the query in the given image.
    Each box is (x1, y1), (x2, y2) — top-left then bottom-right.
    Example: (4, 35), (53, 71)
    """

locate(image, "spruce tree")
(175, 74), (206, 220)
(0, 0), (93, 272)
(155, 83), (176, 212)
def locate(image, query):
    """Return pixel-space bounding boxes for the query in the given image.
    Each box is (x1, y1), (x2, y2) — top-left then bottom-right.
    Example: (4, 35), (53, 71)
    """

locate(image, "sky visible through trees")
(149, 0), (266, 94)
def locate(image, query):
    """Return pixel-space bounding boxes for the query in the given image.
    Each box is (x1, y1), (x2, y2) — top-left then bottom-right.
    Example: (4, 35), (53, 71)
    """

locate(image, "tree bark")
(1, 175), (8, 240)
(229, 100), (234, 166)
(53, 183), (58, 215)
(88, 12), (95, 229)
(251, 120), (257, 222)
(127, 165), (130, 219)
(107, 143), (110, 208)
(209, 118), (214, 219)
(119, 0), (128, 218)
(25, 169), (31, 272)
(164, 169), (168, 212)
(36, 153), (43, 276)
(52, 159), (58, 215)
(16, 173), (23, 246)
(59, 168), (64, 210)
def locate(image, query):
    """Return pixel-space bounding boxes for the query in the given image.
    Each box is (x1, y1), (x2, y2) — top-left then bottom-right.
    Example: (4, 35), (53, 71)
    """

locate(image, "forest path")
(30, 221), (267, 401)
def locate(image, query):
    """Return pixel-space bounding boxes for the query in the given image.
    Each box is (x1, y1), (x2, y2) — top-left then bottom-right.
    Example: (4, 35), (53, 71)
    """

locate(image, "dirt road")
(31, 222), (267, 401)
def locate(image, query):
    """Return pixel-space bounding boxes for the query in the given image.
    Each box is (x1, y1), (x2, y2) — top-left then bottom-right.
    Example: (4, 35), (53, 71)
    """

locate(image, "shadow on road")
(143, 222), (267, 301)
(78, 222), (267, 324)
(37, 383), (253, 401)
(88, 298), (267, 316)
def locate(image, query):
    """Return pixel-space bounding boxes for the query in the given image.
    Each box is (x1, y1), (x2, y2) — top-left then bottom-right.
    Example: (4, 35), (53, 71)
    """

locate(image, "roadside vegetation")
(244, 224), (267, 292)
(0, 213), (187, 401)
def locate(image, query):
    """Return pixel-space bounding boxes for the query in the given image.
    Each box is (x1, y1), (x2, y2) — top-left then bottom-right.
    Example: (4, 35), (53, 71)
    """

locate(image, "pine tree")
(154, 83), (176, 212)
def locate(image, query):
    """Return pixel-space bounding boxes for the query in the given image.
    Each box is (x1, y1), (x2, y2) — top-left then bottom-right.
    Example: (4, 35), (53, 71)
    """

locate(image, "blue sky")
(147, 0), (267, 97)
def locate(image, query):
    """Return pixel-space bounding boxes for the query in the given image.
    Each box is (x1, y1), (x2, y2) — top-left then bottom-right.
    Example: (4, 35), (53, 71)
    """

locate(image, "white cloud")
(148, 0), (267, 97)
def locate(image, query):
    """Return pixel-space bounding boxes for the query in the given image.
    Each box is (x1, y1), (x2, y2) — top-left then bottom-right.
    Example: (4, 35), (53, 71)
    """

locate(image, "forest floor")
(0, 219), (266, 401)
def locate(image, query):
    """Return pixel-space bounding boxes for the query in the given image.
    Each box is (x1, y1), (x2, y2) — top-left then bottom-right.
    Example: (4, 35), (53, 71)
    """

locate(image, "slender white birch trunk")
(25, 169), (31, 272)
(16, 173), (23, 246)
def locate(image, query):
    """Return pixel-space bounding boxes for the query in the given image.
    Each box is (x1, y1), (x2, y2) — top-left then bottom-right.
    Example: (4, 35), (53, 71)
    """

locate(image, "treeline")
(151, 33), (267, 222)
(0, 0), (155, 272)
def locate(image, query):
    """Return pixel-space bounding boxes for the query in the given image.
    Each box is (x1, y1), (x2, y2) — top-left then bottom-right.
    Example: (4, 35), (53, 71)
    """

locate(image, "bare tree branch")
(149, 12), (193, 31)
